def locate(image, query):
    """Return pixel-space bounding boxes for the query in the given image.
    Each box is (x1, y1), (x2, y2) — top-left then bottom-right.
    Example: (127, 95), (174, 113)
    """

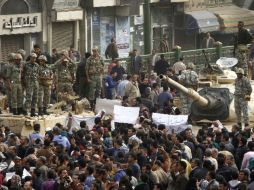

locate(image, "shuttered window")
(1, 35), (24, 62)
(52, 22), (74, 52)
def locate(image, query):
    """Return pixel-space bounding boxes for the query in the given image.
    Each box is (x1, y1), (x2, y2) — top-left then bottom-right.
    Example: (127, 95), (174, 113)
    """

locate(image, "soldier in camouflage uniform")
(2, 53), (16, 111)
(234, 68), (252, 127)
(178, 62), (198, 114)
(6, 54), (24, 115)
(85, 48), (104, 107)
(51, 51), (75, 101)
(234, 21), (253, 77)
(23, 53), (40, 116)
(38, 55), (53, 115)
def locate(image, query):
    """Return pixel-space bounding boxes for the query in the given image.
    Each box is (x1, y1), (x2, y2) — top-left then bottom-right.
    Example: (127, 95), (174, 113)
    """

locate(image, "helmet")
(30, 53), (37, 58)
(236, 68), (244, 75)
(17, 49), (26, 57)
(187, 62), (194, 69)
(38, 55), (47, 62)
(14, 53), (22, 60)
(8, 53), (16, 61)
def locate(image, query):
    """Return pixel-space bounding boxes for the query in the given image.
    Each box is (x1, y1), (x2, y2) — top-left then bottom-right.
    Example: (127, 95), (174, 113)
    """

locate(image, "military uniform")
(236, 45), (248, 75)
(51, 59), (75, 99)
(23, 59), (40, 115)
(6, 62), (23, 114)
(86, 56), (104, 102)
(38, 64), (52, 113)
(179, 68), (198, 114)
(234, 70), (252, 125)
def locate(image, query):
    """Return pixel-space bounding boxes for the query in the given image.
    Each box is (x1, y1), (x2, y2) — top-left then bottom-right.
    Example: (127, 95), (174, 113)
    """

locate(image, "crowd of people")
(0, 21), (253, 190)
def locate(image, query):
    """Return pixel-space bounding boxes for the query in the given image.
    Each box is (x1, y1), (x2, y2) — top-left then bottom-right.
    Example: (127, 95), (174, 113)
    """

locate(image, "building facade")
(0, 0), (42, 61)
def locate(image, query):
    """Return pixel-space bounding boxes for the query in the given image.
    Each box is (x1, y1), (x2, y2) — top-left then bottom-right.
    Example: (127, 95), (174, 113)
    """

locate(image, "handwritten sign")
(114, 105), (140, 124)
(152, 113), (189, 134)
(0, 13), (42, 35)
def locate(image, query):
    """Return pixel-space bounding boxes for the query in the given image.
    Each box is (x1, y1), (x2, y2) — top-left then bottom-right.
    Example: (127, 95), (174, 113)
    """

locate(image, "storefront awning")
(208, 5), (254, 33)
(185, 11), (220, 34)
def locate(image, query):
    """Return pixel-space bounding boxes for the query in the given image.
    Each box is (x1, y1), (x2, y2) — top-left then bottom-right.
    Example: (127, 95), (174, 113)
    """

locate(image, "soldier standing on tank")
(6, 54), (24, 115)
(234, 68), (252, 128)
(86, 48), (104, 108)
(37, 55), (53, 116)
(178, 62), (198, 114)
(2, 53), (16, 112)
(23, 53), (40, 116)
(51, 50), (76, 100)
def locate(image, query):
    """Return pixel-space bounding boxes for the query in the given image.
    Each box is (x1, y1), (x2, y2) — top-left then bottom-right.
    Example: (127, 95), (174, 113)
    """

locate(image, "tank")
(160, 75), (233, 121)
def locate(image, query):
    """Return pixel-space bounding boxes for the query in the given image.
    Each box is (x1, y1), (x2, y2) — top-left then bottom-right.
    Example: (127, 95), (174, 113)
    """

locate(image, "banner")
(67, 112), (102, 133)
(152, 113), (189, 134)
(95, 98), (121, 115)
(114, 105), (140, 124)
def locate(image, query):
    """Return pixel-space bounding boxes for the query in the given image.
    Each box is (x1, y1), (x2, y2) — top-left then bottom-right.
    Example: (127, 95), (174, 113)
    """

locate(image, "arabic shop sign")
(0, 13), (42, 35)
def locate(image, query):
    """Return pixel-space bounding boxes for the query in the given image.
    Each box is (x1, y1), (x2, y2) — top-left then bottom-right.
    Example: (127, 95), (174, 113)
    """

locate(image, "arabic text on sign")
(3, 16), (38, 30)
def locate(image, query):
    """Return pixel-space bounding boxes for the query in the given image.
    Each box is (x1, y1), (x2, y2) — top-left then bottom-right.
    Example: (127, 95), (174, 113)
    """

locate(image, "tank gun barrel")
(159, 75), (209, 107)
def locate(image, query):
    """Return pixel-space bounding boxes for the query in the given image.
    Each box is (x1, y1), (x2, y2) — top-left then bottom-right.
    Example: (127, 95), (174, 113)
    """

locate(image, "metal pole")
(143, 0), (151, 54)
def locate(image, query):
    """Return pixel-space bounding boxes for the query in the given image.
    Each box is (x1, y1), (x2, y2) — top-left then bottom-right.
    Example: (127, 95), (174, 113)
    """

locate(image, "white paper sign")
(5, 172), (15, 181)
(95, 99), (121, 115)
(114, 105), (140, 124)
(22, 168), (31, 179)
(66, 111), (103, 133)
(152, 113), (189, 134)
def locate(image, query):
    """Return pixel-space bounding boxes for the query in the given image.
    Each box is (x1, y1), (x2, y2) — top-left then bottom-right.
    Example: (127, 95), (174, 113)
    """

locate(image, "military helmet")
(30, 53), (37, 58)
(236, 68), (244, 75)
(187, 62), (195, 69)
(8, 53), (16, 61)
(14, 53), (22, 60)
(17, 49), (26, 57)
(38, 55), (47, 62)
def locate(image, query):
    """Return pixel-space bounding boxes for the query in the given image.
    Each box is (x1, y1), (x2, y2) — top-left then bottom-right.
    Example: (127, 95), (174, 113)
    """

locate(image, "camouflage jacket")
(234, 77), (252, 96)
(51, 60), (76, 83)
(6, 64), (23, 83)
(86, 56), (104, 76)
(23, 62), (39, 81)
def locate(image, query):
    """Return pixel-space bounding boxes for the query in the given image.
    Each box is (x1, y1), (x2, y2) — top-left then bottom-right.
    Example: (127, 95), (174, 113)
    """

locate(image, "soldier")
(17, 49), (26, 61)
(6, 54), (24, 115)
(2, 53), (16, 111)
(86, 48), (104, 107)
(233, 21), (253, 76)
(178, 62), (198, 114)
(51, 50), (76, 100)
(234, 68), (252, 127)
(23, 53), (40, 116)
(38, 55), (53, 115)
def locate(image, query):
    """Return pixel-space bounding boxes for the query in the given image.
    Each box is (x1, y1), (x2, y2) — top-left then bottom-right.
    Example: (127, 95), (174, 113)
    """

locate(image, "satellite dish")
(216, 57), (238, 68)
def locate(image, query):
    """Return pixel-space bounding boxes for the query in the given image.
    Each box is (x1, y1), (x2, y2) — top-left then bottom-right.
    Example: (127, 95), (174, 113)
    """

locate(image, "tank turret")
(160, 75), (233, 121)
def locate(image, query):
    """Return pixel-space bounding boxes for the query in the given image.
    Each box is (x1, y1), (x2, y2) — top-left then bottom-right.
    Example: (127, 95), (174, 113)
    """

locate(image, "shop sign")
(0, 13), (42, 35)
(53, 0), (80, 9)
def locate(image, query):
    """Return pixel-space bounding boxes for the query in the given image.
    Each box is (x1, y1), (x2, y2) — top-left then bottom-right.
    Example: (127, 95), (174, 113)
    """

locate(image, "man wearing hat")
(86, 48), (104, 108)
(178, 62), (198, 114)
(234, 68), (252, 127)
(6, 53), (24, 115)
(23, 53), (40, 116)
(51, 50), (76, 101)
(37, 55), (53, 115)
